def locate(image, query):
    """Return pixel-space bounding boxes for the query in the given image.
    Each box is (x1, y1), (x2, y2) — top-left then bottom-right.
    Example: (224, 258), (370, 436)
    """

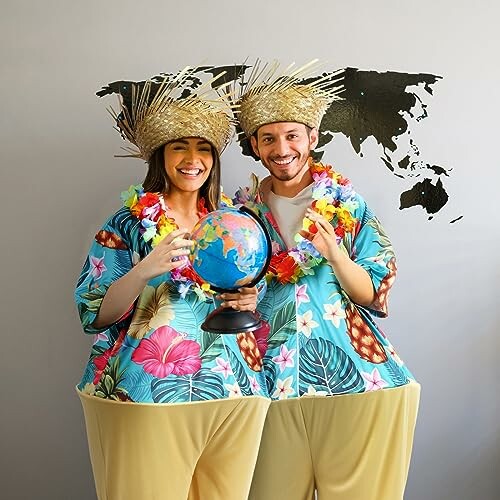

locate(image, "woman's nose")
(185, 148), (200, 162)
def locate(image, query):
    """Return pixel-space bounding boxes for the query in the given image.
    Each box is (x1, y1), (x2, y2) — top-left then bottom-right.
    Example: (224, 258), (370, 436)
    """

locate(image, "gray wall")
(1, 1), (499, 499)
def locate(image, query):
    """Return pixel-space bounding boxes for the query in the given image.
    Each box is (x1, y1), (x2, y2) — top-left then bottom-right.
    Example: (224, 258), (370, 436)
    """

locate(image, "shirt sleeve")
(74, 208), (137, 334)
(349, 195), (397, 318)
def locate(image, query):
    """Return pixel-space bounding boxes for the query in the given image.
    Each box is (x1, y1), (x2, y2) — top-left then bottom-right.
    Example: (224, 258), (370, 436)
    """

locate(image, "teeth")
(180, 169), (201, 175)
(273, 157), (295, 165)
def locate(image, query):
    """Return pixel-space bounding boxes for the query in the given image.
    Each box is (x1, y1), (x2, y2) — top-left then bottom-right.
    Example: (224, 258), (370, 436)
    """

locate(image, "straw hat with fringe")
(235, 60), (344, 137)
(107, 67), (235, 161)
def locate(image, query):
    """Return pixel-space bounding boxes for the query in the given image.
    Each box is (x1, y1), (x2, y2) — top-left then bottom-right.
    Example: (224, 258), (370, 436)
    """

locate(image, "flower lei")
(120, 185), (232, 300)
(235, 160), (359, 284)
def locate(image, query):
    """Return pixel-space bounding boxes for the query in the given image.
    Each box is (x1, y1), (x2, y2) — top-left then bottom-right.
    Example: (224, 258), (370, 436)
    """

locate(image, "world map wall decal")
(97, 64), (460, 223)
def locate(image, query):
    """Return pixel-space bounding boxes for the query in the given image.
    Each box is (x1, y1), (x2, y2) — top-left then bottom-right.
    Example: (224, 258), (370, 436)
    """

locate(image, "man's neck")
(271, 165), (313, 198)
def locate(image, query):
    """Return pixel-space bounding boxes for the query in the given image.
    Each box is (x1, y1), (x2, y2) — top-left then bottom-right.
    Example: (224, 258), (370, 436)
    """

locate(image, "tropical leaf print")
(151, 368), (225, 403)
(366, 218), (394, 256)
(263, 355), (278, 396)
(108, 249), (134, 283)
(77, 285), (109, 329)
(94, 357), (131, 401)
(107, 208), (143, 249)
(76, 257), (91, 288)
(267, 301), (296, 351)
(172, 294), (212, 335)
(384, 356), (409, 386)
(79, 287), (108, 314)
(80, 363), (96, 387)
(120, 369), (155, 402)
(258, 280), (294, 322)
(226, 350), (253, 396)
(199, 331), (225, 362)
(299, 338), (364, 395)
(361, 204), (375, 225)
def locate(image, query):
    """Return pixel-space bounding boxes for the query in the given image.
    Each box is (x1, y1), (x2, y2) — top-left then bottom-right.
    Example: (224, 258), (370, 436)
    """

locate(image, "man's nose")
(274, 137), (290, 156)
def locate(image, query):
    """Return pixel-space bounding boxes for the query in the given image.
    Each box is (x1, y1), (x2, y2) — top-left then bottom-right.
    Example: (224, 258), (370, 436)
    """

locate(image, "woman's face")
(163, 137), (214, 194)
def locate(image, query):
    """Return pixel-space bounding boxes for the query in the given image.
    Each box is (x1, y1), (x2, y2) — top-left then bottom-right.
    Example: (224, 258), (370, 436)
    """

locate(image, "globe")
(189, 206), (271, 292)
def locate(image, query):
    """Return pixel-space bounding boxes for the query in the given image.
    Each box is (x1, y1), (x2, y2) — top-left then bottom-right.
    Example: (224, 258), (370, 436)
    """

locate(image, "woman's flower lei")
(121, 185), (225, 300)
(235, 160), (359, 285)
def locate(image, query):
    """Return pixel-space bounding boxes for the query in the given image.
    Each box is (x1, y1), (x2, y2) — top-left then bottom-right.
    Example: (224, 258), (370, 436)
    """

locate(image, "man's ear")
(250, 135), (260, 158)
(309, 127), (319, 150)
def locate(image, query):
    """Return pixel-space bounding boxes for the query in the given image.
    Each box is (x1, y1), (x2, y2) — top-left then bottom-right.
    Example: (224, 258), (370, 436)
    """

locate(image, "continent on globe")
(189, 207), (271, 291)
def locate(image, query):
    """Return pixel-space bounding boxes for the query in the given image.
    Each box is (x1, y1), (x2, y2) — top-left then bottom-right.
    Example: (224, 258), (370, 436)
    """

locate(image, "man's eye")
(288, 135), (297, 140)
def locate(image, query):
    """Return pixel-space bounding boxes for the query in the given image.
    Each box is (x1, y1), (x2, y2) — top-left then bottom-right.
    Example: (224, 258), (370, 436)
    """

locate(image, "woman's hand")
(218, 286), (258, 312)
(301, 209), (342, 265)
(136, 228), (194, 281)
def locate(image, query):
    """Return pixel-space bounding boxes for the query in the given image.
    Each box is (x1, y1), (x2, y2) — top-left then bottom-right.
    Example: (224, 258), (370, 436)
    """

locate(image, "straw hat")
(236, 60), (344, 137)
(108, 68), (234, 161)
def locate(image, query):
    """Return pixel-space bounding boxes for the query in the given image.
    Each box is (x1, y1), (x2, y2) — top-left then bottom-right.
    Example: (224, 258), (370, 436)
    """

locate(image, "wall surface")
(1, 1), (499, 499)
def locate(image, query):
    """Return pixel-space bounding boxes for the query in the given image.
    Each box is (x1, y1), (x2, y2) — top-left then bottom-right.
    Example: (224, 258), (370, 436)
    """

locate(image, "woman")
(75, 71), (270, 500)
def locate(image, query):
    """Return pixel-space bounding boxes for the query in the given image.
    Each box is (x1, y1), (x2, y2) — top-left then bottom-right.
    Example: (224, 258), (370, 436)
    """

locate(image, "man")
(234, 63), (420, 500)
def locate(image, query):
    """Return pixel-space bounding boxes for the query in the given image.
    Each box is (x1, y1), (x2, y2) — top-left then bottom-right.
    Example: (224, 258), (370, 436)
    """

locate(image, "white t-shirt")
(265, 182), (313, 249)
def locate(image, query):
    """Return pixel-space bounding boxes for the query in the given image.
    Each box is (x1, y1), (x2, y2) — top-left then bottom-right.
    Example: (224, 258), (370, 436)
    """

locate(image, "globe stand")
(201, 307), (262, 334)
(191, 205), (273, 334)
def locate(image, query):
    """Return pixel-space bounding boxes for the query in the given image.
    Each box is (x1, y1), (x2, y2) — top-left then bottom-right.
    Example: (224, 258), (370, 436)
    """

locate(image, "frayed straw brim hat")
(236, 60), (344, 137)
(107, 67), (235, 161)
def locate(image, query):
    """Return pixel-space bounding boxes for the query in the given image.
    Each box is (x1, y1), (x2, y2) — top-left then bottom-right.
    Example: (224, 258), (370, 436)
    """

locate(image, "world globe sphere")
(189, 206), (271, 291)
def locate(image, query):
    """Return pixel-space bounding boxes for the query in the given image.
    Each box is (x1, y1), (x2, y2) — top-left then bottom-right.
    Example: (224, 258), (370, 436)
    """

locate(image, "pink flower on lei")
(132, 325), (201, 378)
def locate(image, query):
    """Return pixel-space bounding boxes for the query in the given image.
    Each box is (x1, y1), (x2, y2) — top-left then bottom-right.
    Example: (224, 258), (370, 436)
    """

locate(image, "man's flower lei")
(121, 185), (223, 300)
(234, 160), (359, 284)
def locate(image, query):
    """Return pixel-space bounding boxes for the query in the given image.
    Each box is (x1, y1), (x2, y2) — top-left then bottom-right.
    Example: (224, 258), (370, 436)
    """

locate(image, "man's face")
(250, 122), (318, 182)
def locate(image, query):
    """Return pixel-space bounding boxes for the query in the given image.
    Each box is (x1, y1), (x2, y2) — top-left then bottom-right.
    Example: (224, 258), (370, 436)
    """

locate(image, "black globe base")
(201, 307), (262, 334)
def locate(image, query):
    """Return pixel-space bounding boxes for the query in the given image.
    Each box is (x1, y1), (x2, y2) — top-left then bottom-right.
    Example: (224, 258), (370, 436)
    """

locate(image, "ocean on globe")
(189, 206), (271, 291)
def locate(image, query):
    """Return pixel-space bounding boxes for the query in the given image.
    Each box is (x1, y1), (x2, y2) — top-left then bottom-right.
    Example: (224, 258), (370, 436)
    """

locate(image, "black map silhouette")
(97, 65), (457, 220)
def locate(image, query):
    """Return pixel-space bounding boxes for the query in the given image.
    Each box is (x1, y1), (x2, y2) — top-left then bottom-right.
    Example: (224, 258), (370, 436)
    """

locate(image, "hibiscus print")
(128, 283), (175, 339)
(132, 325), (201, 378)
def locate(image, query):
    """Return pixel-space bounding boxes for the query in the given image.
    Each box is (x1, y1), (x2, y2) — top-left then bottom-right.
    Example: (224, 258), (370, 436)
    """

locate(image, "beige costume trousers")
(249, 382), (420, 500)
(78, 391), (270, 500)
